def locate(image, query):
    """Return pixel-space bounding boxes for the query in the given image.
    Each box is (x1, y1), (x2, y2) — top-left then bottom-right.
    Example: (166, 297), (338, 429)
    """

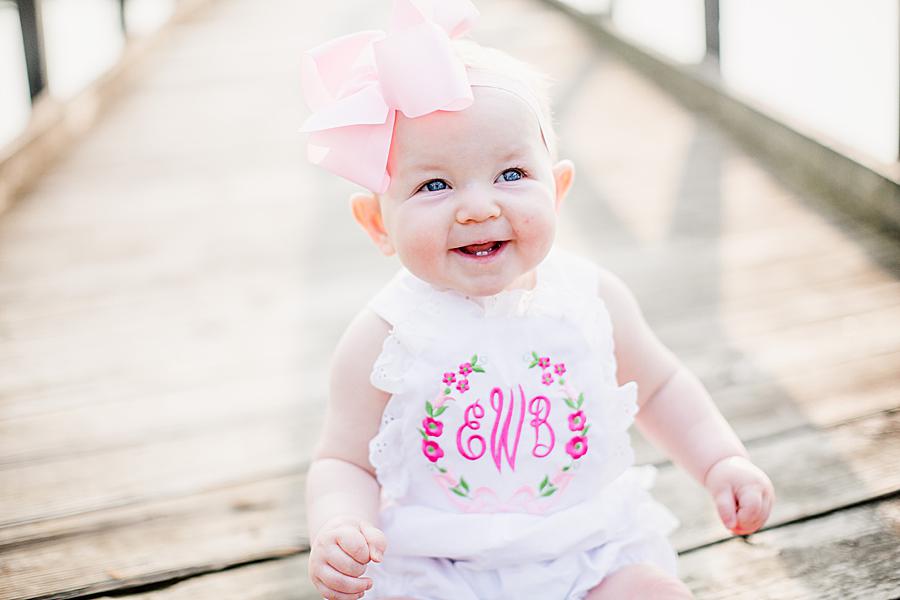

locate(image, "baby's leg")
(586, 564), (693, 600)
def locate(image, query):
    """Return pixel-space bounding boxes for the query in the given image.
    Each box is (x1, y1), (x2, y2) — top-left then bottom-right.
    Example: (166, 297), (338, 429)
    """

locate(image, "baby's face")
(378, 87), (565, 297)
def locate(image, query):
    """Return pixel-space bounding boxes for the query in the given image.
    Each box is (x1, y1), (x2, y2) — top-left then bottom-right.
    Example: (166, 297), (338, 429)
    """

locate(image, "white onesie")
(364, 249), (679, 599)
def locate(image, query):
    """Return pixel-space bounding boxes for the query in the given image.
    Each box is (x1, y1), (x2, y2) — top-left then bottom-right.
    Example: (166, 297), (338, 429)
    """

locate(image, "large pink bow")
(300, 0), (480, 193)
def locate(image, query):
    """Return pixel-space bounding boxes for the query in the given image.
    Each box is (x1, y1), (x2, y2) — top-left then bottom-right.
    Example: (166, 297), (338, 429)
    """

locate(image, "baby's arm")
(306, 309), (391, 599)
(597, 269), (774, 535)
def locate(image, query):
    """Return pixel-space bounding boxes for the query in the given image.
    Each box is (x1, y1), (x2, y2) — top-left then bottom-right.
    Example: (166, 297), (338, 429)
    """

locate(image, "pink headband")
(299, 0), (549, 193)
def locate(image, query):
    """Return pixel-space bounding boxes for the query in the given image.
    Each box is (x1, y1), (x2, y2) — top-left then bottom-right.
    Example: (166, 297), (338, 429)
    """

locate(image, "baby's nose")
(455, 190), (501, 223)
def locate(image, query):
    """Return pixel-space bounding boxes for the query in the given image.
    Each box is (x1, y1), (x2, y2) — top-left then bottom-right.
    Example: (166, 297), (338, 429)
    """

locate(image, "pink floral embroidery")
(554, 363), (566, 376)
(541, 372), (554, 386)
(443, 372), (456, 385)
(562, 381), (579, 402)
(538, 356), (550, 369)
(459, 362), (473, 376)
(568, 410), (585, 431)
(551, 469), (574, 487)
(456, 378), (470, 393)
(565, 436), (588, 460)
(423, 439), (444, 462)
(423, 417), (443, 437)
(433, 394), (453, 409)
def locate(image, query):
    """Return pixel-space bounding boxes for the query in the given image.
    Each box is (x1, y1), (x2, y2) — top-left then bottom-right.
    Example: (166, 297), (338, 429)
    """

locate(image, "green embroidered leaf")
(564, 397), (577, 410)
(541, 487), (558, 497)
(459, 477), (470, 492)
(577, 393), (585, 409)
(471, 354), (478, 365)
(444, 387), (451, 395)
(528, 360), (538, 369)
(562, 465), (571, 472)
(472, 366), (485, 373)
(451, 487), (467, 497)
(417, 428), (428, 439)
(581, 424), (591, 435)
(532, 351), (540, 360)
(425, 401), (434, 417)
(438, 466), (447, 473)
(539, 475), (550, 491)
(434, 405), (448, 417)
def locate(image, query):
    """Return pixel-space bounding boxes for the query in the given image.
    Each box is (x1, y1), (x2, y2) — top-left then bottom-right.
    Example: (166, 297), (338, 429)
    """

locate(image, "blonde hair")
(451, 39), (559, 160)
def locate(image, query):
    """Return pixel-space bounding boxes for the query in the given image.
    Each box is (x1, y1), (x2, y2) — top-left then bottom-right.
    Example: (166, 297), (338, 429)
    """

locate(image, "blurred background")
(0, 1), (898, 599)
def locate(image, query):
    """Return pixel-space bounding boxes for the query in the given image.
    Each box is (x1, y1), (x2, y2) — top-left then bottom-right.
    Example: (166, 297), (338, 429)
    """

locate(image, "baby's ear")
(551, 160), (575, 212)
(350, 192), (395, 256)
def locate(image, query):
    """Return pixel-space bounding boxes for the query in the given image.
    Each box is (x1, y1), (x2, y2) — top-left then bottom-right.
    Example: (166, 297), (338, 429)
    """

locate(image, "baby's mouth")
(453, 240), (507, 257)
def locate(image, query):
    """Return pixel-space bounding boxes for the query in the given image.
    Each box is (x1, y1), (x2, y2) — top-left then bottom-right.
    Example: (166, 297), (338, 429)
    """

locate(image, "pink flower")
(568, 410), (586, 431)
(541, 372), (554, 386)
(562, 382), (579, 402)
(459, 362), (473, 376)
(442, 372), (456, 385)
(554, 363), (566, 376)
(565, 436), (588, 460)
(456, 378), (470, 393)
(423, 417), (443, 437)
(422, 439), (444, 462)
(538, 356), (550, 369)
(433, 394), (453, 409)
(551, 470), (574, 487)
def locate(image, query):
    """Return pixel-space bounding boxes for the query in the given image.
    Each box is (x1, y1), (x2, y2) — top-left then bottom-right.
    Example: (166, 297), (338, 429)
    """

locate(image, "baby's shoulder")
(331, 307), (391, 385)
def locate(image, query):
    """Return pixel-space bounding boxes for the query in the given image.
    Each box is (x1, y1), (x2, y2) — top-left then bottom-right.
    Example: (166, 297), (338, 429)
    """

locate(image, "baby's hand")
(308, 516), (387, 600)
(704, 455), (775, 535)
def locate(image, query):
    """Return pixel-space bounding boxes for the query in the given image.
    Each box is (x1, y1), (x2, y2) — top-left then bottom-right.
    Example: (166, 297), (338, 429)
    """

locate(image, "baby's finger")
(360, 523), (387, 562)
(735, 487), (764, 534)
(325, 544), (368, 577)
(335, 526), (371, 564)
(316, 563), (373, 596)
(714, 488), (736, 530)
(311, 576), (365, 600)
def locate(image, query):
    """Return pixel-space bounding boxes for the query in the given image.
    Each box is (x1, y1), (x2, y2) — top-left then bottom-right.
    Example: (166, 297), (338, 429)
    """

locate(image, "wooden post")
(118, 0), (128, 36)
(16, 0), (47, 102)
(704, 0), (719, 59)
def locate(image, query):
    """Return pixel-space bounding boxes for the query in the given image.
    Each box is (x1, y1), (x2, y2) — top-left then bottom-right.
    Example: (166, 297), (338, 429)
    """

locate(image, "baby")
(302, 1), (774, 599)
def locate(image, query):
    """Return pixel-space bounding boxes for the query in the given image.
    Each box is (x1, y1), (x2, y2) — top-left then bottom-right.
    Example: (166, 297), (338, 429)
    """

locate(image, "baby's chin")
(438, 271), (538, 299)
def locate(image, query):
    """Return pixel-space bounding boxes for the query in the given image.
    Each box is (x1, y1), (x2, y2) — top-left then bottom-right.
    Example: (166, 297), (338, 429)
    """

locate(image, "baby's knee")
(588, 564), (693, 600)
(643, 573), (693, 599)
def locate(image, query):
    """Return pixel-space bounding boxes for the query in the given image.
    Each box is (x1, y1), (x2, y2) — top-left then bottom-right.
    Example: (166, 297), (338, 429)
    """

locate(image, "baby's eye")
(498, 168), (526, 182)
(418, 179), (449, 193)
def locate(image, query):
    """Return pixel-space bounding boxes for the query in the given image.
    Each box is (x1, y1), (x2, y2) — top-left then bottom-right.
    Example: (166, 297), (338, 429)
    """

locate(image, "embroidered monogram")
(419, 351), (593, 511)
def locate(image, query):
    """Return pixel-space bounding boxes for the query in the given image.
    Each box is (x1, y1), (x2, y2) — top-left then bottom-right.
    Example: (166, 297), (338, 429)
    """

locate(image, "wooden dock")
(1, 0), (898, 598)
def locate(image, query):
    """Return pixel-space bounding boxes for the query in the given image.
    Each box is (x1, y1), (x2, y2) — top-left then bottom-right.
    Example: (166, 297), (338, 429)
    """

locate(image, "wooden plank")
(2, 409), (897, 599)
(0, 415), (318, 527)
(679, 497), (900, 599)
(0, 474), (308, 600)
(92, 556), (318, 600)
